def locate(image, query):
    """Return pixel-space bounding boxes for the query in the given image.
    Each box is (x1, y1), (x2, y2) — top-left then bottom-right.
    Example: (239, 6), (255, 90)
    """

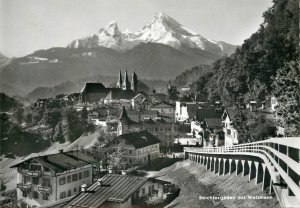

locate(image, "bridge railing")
(184, 137), (300, 203)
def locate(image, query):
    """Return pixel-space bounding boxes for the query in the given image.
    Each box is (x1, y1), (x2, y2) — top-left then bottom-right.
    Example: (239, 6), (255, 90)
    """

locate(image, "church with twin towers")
(116, 70), (138, 92)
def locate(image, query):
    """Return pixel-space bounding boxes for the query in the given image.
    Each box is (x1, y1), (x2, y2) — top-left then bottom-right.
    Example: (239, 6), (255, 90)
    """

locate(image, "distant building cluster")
(11, 69), (284, 208)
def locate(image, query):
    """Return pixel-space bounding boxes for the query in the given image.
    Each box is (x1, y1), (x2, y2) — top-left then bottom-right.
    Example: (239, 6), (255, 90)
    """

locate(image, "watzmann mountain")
(68, 13), (236, 56)
(0, 13), (236, 96)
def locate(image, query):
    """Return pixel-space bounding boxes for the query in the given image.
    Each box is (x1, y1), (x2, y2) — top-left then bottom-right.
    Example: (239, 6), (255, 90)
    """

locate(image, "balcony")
(37, 185), (52, 193)
(20, 169), (42, 177)
(17, 183), (32, 190)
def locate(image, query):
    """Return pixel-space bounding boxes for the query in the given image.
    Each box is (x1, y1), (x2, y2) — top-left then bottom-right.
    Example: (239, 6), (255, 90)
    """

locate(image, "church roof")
(80, 83), (106, 93)
(105, 88), (136, 100)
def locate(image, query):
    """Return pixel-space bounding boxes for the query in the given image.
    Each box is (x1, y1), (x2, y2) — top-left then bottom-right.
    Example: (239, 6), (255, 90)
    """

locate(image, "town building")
(107, 130), (161, 164)
(131, 93), (153, 111)
(175, 101), (214, 122)
(62, 174), (175, 208)
(80, 71), (138, 103)
(10, 150), (95, 207)
(148, 92), (168, 103)
(117, 107), (177, 148)
(222, 109), (240, 146)
(150, 102), (175, 122)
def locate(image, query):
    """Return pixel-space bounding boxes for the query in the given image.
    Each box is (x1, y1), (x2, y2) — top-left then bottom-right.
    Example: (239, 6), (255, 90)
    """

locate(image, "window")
(23, 176), (29, 184)
(32, 177), (39, 185)
(129, 159), (132, 163)
(72, 174), (78, 182)
(79, 172), (82, 180)
(32, 191), (39, 199)
(227, 129), (231, 135)
(84, 170), (90, 178)
(142, 188), (145, 195)
(59, 191), (66, 199)
(129, 150), (132, 155)
(68, 190), (72, 197)
(59, 177), (66, 185)
(74, 187), (77, 193)
(67, 175), (71, 183)
(42, 178), (50, 186)
(42, 193), (50, 200)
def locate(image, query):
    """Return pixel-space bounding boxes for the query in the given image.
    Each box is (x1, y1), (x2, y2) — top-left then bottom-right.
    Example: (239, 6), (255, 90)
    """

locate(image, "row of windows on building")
(22, 176), (51, 186)
(143, 126), (172, 132)
(138, 145), (159, 155)
(59, 170), (90, 185)
(59, 186), (81, 200)
(30, 191), (50, 201)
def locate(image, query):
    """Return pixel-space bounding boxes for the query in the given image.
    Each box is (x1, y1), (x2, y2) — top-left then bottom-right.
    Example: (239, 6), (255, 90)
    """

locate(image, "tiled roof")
(115, 130), (161, 149)
(196, 108), (222, 122)
(11, 151), (94, 173)
(64, 174), (148, 208)
(224, 108), (240, 120)
(186, 103), (200, 118)
(205, 118), (223, 129)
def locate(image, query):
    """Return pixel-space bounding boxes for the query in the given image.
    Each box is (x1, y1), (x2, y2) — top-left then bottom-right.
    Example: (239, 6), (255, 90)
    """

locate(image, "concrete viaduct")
(184, 137), (300, 208)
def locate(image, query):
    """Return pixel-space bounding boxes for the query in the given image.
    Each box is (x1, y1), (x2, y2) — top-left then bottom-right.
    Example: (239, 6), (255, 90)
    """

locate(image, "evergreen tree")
(53, 122), (65, 143)
(81, 106), (88, 120)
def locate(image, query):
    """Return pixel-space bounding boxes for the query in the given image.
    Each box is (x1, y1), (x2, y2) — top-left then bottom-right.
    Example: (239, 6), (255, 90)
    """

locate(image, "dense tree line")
(0, 93), (22, 112)
(190, 0), (299, 136)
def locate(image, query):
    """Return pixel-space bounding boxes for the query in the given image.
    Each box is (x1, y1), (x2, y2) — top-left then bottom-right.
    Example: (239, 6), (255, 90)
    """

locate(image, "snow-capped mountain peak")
(67, 13), (236, 55)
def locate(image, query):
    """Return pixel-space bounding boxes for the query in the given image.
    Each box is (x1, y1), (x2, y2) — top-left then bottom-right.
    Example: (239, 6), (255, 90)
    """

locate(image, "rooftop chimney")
(97, 178), (102, 186)
(81, 184), (87, 192)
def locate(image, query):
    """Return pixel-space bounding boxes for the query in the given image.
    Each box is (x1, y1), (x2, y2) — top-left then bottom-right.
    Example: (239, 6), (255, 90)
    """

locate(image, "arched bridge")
(184, 137), (300, 208)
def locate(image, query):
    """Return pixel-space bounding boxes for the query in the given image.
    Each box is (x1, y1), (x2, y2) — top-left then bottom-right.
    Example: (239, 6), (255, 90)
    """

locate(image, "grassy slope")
(149, 160), (280, 208)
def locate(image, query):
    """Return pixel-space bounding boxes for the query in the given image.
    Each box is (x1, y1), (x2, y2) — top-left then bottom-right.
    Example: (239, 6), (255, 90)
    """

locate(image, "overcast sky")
(0, 0), (273, 57)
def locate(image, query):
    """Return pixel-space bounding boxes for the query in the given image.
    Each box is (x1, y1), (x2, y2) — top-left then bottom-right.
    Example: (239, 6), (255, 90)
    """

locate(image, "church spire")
(116, 70), (123, 88)
(119, 106), (129, 121)
(122, 69), (130, 90)
(131, 72), (138, 92)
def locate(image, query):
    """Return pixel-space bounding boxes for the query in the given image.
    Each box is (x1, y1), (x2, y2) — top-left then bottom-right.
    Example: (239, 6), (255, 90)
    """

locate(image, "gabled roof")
(80, 83), (106, 93)
(115, 130), (161, 149)
(222, 108), (240, 120)
(64, 174), (149, 207)
(11, 150), (95, 173)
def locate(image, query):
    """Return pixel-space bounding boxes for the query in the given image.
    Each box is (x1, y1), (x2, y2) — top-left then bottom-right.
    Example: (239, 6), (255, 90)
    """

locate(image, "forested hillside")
(191, 0), (299, 135)
(172, 65), (212, 88)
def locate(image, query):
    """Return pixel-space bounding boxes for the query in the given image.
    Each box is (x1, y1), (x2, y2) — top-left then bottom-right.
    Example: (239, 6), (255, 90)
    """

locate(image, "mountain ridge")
(68, 12), (236, 56)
